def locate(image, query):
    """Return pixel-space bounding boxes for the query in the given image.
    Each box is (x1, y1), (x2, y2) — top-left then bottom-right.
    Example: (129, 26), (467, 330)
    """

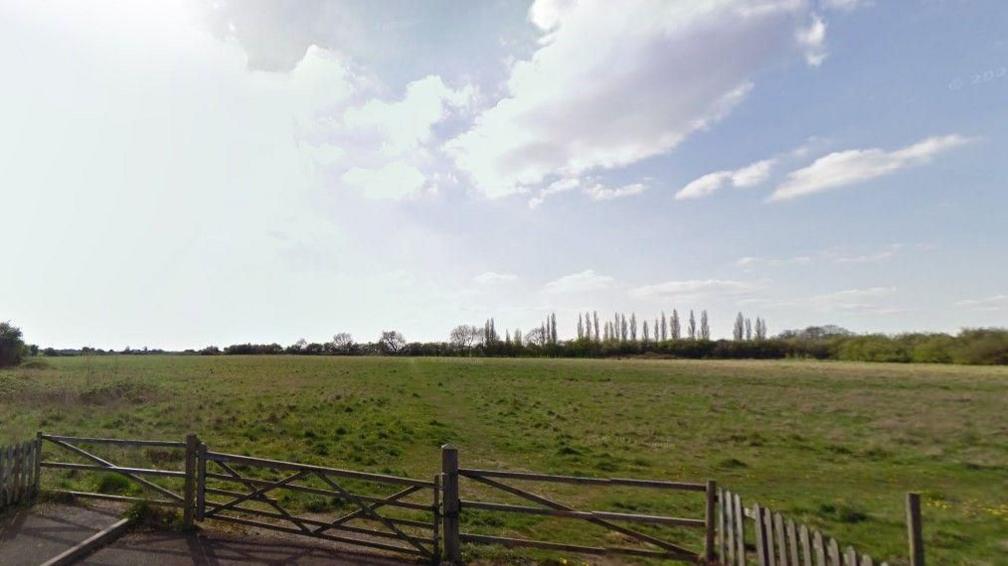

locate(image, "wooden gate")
(200, 449), (440, 561)
(38, 434), (194, 514)
(442, 445), (715, 563)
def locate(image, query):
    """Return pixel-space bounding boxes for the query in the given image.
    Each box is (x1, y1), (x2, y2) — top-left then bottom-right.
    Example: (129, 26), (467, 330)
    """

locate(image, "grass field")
(2, 355), (1006, 564)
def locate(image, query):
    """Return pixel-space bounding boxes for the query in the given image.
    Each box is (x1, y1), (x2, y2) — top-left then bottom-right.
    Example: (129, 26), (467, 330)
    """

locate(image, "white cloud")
(630, 279), (758, 300)
(823, 0), (870, 11)
(528, 177), (581, 208)
(831, 243), (903, 264)
(474, 272), (518, 284)
(676, 158), (775, 200)
(955, 294), (1008, 312)
(737, 255), (813, 268)
(543, 270), (615, 293)
(742, 286), (901, 314)
(446, 0), (821, 198)
(796, 14), (827, 66)
(585, 182), (648, 201)
(342, 75), (473, 158)
(341, 161), (426, 199)
(770, 134), (972, 201)
(807, 286), (897, 312)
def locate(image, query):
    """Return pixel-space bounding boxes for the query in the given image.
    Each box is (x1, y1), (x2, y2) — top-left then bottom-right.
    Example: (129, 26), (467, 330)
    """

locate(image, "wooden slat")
(41, 434), (185, 448)
(34, 436), (42, 497)
(458, 532), (698, 560)
(861, 554), (874, 566)
(754, 504), (767, 566)
(827, 537), (841, 566)
(466, 471), (695, 556)
(733, 492), (745, 565)
(314, 471), (433, 559)
(845, 546), (858, 566)
(44, 437), (184, 502)
(0, 444), (6, 507)
(718, 489), (728, 563)
(202, 488), (432, 530)
(41, 461), (186, 477)
(201, 500), (432, 545)
(724, 490), (735, 566)
(458, 499), (706, 527)
(205, 451), (433, 488)
(774, 512), (787, 565)
(52, 490), (184, 507)
(318, 484), (423, 533)
(203, 472), (433, 511)
(813, 530), (826, 566)
(458, 468), (706, 491)
(210, 514), (428, 557)
(14, 442), (23, 503)
(768, 508), (780, 566)
(204, 469), (308, 518)
(800, 524), (813, 566)
(787, 520), (800, 566)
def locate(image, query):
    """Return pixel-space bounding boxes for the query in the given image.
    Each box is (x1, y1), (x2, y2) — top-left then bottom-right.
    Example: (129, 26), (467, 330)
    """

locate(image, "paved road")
(82, 530), (419, 565)
(0, 503), (122, 565)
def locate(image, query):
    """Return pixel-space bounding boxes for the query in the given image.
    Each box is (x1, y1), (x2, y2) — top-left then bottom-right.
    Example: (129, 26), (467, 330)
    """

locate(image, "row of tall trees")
(576, 309), (713, 343)
(733, 313), (768, 341)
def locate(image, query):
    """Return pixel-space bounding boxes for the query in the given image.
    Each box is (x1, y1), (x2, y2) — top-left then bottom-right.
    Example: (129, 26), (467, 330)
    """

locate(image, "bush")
(0, 321), (25, 367)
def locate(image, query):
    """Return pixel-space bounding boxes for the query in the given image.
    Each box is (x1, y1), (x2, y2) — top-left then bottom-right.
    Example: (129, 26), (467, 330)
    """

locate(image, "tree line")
(3, 317), (1007, 367)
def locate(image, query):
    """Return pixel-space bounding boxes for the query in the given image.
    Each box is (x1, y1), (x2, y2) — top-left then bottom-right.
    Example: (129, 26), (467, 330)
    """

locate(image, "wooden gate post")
(906, 492), (924, 566)
(705, 479), (717, 563)
(441, 444), (461, 564)
(183, 433), (198, 529)
(196, 441), (207, 521)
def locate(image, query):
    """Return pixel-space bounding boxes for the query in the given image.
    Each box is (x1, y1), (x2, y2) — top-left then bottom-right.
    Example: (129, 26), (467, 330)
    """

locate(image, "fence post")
(906, 492), (924, 566)
(34, 432), (42, 498)
(196, 441), (207, 521)
(183, 433), (197, 529)
(441, 444), (460, 565)
(705, 479), (717, 563)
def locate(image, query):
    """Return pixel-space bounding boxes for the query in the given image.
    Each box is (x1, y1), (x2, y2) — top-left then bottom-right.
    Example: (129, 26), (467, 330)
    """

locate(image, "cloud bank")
(446, 0), (823, 198)
(770, 134), (971, 201)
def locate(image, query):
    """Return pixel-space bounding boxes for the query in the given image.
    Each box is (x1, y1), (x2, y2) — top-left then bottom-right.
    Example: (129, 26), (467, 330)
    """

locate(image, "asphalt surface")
(82, 530), (418, 565)
(0, 502), (122, 565)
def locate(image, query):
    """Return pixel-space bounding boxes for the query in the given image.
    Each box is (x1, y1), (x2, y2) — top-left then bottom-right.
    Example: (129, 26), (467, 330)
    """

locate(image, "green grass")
(2, 355), (1006, 564)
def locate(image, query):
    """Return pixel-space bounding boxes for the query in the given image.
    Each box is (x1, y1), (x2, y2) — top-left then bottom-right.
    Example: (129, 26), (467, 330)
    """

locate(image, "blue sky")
(1, 0), (1006, 349)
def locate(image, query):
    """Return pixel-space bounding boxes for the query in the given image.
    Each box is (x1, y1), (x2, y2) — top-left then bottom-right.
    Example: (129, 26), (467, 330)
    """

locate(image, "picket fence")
(0, 437), (41, 510)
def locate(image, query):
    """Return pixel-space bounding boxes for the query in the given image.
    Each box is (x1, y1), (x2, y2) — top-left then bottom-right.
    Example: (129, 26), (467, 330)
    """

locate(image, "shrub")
(0, 321), (25, 368)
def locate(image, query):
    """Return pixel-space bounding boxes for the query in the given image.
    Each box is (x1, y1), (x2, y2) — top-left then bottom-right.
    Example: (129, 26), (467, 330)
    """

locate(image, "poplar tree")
(734, 313), (745, 341)
(660, 311), (668, 341)
(745, 318), (752, 341)
(593, 311), (600, 343)
(642, 320), (650, 344)
(688, 310), (697, 340)
(577, 313), (584, 340)
(700, 310), (710, 340)
(671, 309), (681, 340)
(629, 313), (638, 342)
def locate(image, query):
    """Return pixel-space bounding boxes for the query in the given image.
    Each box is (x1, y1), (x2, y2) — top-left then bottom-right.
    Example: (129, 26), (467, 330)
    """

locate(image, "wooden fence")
(0, 436), (41, 510)
(716, 488), (925, 566)
(28, 433), (926, 566)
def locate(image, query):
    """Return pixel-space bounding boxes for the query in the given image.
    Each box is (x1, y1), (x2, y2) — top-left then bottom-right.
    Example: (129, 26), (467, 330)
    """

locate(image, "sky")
(2, 0), (1006, 350)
